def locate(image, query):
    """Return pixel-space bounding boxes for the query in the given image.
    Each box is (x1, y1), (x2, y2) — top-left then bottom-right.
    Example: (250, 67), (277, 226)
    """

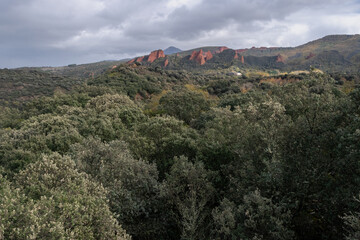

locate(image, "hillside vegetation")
(1, 60), (360, 239)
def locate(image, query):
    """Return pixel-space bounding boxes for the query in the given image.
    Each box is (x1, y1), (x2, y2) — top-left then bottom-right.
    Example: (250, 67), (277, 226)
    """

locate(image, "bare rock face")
(127, 55), (145, 64)
(164, 59), (169, 67)
(216, 46), (229, 53)
(147, 50), (165, 63)
(136, 56), (145, 62)
(189, 49), (206, 65)
(276, 54), (285, 63)
(234, 52), (239, 59)
(236, 49), (247, 54)
(189, 51), (198, 60)
(195, 49), (206, 65)
(241, 55), (245, 64)
(205, 51), (213, 61)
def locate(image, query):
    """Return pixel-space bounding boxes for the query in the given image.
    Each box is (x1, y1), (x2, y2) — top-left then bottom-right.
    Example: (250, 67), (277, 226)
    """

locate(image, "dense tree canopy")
(1, 66), (360, 240)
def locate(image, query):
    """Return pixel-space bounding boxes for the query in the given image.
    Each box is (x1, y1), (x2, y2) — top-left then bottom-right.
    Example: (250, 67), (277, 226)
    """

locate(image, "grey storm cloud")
(0, 0), (359, 68)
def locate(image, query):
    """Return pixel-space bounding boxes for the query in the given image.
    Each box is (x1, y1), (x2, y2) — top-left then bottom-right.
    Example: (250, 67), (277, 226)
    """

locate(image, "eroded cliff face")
(236, 49), (247, 54)
(189, 51), (198, 60)
(147, 50), (165, 63)
(196, 49), (206, 65)
(189, 49), (206, 65)
(127, 44), (293, 68)
(205, 51), (213, 61)
(128, 50), (165, 64)
(216, 46), (229, 53)
(128, 56), (145, 64)
(136, 56), (145, 62)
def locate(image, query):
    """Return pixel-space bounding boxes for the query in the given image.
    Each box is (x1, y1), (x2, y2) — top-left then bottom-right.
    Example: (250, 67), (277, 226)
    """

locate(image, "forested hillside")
(1, 63), (360, 240)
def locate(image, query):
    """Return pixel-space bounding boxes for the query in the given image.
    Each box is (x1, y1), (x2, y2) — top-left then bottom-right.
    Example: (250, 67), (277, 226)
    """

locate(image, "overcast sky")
(1, 0), (360, 68)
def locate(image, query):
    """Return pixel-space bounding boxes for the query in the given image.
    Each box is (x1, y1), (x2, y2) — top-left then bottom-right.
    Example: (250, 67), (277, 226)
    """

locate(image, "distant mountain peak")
(164, 46), (182, 55)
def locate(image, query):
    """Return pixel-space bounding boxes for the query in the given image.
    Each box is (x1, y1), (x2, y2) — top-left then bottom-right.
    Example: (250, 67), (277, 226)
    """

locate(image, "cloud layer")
(1, 0), (359, 68)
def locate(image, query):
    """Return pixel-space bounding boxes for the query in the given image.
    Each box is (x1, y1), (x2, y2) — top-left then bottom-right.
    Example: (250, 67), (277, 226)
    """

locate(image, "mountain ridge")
(127, 34), (360, 72)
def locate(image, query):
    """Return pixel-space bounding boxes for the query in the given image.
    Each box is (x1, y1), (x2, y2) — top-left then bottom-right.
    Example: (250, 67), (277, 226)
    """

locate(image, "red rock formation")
(234, 52), (239, 59)
(111, 65), (117, 69)
(241, 55), (245, 64)
(276, 54), (285, 63)
(236, 49), (247, 54)
(147, 50), (165, 63)
(128, 56), (145, 64)
(188, 49), (206, 65)
(195, 49), (206, 65)
(205, 51), (213, 61)
(189, 50), (198, 60)
(306, 52), (315, 59)
(136, 56), (145, 62)
(216, 46), (229, 54)
(164, 59), (169, 67)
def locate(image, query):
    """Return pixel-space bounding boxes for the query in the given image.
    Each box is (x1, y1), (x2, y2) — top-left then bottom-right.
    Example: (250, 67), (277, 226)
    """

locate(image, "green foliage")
(0, 107), (22, 129)
(159, 89), (211, 124)
(163, 156), (215, 240)
(88, 66), (165, 98)
(1, 154), (130, 240)
(342, 194), (360, 240)
(128, 116), (199, 178)
(1, 64), (360, 240)
(70, 138), (167, 239)
(212, 190), (294, 240)
(0, 174), (37, 239)
(0, 68), (83, 107)
(0, 114), (83, 177)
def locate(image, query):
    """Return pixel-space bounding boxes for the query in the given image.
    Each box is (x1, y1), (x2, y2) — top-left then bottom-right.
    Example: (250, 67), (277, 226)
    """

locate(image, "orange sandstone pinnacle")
(147, 50), (165, 63)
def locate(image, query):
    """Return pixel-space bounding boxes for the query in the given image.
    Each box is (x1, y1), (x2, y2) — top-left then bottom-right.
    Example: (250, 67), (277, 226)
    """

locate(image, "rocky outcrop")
(234, 52), (239, 59)
(234, 52), (245, 63)
(189, 51), (198, 60)
(216, 46), (229, 54)
(205, 51), (213, 61)
(236, 49), (247, 53)
(195, 49), (206, 65)
(276, 54), (285, 63)
(164, 59), (169, 67)
(127, 55), (145, 64)
(189, 49), (206, 65)
(148, 50), (165, 63)
(127, 59), (135, 64)
(136, 56), (145, 62)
